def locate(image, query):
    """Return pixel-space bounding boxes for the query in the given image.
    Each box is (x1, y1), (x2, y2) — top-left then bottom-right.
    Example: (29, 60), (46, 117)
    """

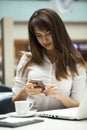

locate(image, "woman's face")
(34, 26), (54, 51)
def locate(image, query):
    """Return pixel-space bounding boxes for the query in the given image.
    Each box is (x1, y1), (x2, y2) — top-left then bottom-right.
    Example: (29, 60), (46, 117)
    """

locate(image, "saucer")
(9, 111), (36, 117)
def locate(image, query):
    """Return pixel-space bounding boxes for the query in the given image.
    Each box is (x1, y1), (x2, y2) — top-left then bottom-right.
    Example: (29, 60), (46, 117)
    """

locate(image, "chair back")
(0, 85), (12, 92)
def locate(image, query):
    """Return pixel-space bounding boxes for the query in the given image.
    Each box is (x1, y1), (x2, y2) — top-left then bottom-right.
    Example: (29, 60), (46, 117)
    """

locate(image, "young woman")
(12, 8), (87, 111)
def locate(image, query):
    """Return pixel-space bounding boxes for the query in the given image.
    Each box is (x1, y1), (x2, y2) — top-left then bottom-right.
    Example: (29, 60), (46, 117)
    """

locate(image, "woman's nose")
(41, 36), (48, 43)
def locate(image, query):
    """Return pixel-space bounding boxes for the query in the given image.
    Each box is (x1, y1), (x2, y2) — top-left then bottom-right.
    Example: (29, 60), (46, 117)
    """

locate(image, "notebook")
(37, 88), (87, 120)
(0, 117), (44, 127)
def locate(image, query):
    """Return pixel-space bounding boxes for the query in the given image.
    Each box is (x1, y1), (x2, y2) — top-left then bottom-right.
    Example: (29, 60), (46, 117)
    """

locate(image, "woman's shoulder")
(76, 63), (87, 75)
(20, 51), (32, 58)
(17, 51), (32, 71)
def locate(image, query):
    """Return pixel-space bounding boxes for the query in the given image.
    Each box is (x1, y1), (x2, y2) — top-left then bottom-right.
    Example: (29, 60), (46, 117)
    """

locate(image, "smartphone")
(30, 79), (45, 91)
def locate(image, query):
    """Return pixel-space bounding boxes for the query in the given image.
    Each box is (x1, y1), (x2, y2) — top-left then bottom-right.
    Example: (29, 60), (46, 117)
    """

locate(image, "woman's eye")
(36, 35), (41, 37)
(36, 35), (42, 39)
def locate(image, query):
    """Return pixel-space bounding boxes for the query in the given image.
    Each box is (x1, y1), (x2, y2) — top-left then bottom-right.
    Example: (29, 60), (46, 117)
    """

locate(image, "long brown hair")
(21, 8), (86, 80)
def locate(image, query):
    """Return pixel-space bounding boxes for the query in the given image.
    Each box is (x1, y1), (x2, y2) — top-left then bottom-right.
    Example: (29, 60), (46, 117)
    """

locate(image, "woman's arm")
(12, 81), (43, 102)
(43, 85), (79, 108)
(44, 65), (86, 108)
(12, 87), (27, 102)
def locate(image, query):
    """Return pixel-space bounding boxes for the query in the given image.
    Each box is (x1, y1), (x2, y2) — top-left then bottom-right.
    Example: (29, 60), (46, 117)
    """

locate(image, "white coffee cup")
(14, 100), (33, 115)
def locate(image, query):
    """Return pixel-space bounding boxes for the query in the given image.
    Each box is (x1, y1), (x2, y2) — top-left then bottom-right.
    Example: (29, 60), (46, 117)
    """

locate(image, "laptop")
(37, 88), (87, 120)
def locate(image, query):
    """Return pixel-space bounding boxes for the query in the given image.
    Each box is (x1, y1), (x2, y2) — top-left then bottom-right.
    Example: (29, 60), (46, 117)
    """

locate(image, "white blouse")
(12, 54), (87, 111)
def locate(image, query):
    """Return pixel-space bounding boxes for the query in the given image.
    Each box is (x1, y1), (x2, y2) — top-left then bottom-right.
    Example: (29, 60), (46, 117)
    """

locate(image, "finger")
(27, 87), (42, 94)
(44, 89), (58, 96)
(27, 89), (42, 96)
(44, 87), (57, 93)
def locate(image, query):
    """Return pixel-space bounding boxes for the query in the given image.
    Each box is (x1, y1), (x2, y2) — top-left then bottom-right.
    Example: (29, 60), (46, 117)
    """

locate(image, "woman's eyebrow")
(35, 32), (42, 35)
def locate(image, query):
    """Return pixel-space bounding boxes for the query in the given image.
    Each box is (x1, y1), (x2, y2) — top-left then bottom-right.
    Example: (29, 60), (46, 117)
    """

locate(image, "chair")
(0, 84), (15, 114)
(0, 84), (12, 92)
(0, 95), (15, 114)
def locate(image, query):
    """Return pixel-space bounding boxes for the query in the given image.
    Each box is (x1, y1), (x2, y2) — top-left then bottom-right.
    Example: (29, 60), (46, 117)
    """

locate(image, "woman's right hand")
(22, 81), (43, 97)
(12, 81), (43, 102)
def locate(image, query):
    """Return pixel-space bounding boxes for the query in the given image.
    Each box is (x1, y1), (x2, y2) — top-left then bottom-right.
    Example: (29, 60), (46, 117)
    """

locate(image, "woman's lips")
(44, 43), (51, 48)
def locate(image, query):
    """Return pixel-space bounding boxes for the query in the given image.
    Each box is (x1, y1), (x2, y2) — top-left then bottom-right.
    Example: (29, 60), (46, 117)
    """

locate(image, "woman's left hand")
(43, 84), (64, 100)
(43, 84), (79, 108)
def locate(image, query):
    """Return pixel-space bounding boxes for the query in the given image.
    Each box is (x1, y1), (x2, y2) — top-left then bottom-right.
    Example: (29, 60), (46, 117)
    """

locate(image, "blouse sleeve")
(70, 64), (87, 102)
(12, 54), (29, 95)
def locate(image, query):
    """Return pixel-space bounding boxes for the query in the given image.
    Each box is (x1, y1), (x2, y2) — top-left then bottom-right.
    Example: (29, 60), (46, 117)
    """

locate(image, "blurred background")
(0, 0), (87, 87)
